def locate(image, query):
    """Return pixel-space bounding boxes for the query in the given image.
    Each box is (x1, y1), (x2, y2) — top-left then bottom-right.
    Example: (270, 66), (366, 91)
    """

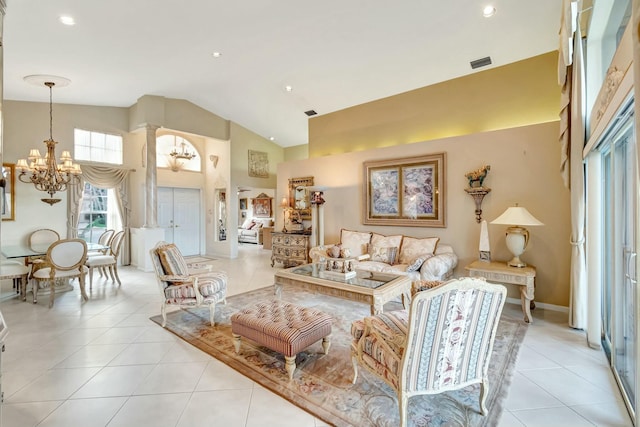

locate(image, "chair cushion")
(33, 265), (89, 279)
(197, 272), (228, 300)
(85, 255), (116, 267)
(340, 229), (372, 257)
(164, 284), (199, 304)
(398, 237), (439, 264)
(156, 243), (189, 276)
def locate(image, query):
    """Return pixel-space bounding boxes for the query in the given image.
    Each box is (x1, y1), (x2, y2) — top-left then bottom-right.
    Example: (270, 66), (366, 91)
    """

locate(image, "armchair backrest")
(401, 277), (506, 394)
(47, 239), (88, 272)
(150, 241), (189, 287)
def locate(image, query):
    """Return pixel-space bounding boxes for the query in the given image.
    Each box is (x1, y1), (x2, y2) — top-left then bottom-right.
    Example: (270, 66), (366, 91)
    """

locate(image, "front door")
(158, 187), (201, 256)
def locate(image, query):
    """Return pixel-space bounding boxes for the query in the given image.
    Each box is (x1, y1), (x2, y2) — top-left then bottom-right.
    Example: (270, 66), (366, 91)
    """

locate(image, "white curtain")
(568, 25), (588, 332)
(558, 0), (588, 331)
(67, 165), (132, 264)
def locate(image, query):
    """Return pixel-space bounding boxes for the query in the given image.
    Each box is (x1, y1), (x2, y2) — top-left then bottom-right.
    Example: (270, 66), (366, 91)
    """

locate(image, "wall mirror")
(1, 163), (15, 221)
(288, 176), (314, 220)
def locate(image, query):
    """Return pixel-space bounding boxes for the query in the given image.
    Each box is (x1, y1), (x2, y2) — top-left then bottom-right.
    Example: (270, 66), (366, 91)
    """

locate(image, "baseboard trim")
(506, 297), (569, 313)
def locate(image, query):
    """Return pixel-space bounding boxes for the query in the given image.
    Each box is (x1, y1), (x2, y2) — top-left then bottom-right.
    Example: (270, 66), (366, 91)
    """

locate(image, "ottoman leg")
(285, 355), (296, 380)
(322, 336), (331, 354)
(232, 333), (242, 354)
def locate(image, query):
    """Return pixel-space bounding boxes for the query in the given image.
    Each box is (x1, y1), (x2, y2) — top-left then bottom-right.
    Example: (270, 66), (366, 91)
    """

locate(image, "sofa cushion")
(370, 233), (403, 263)
(398, 237), (439, 264)
(340, 229), (372, 257)
(240, 218), (254, 229)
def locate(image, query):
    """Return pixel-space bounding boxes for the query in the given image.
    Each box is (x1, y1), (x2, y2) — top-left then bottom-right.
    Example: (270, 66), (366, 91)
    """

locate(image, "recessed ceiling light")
(483, 6), (496, 18)
(59, 15), (75, 26)
(212, 52), (222, 58)
(285, 85), (293, 92)
(269, 137), (275, 141)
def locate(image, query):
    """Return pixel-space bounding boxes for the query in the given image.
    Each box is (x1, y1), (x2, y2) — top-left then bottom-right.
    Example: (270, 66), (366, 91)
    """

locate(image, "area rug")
(150, 286), (527, 427)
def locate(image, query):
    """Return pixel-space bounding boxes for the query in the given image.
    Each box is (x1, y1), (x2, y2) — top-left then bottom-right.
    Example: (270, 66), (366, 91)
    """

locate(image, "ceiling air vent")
(470, 56), (492, 70)
(304, 110), (318, 117)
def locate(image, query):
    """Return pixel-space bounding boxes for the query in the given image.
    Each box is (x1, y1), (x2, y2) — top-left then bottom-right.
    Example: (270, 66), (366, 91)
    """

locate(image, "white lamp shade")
(490, 206), (543, 226)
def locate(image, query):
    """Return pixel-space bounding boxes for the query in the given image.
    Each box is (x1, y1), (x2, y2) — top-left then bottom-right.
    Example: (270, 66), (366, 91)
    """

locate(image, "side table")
(464, 260), (535, 323)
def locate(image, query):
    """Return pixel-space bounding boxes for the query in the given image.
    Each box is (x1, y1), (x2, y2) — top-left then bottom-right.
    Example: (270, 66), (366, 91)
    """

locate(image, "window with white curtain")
(74, 128), (123, 165)
(77, 183), (122, 243)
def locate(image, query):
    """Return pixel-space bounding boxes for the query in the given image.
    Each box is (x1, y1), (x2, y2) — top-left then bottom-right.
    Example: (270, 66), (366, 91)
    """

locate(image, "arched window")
(156, 134), (201, 172)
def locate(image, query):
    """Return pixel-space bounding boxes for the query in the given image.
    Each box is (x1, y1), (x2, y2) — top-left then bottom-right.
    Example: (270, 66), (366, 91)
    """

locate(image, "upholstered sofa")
(309, 229), (458, 282)
(238, 218), (273, 244)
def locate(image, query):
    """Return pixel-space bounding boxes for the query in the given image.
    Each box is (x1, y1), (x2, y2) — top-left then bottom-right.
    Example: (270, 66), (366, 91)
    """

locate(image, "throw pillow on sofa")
(241, 218), (254, 229)
(406, 254), (434, 272)
(370, 233), (403, 262)
(398, 237), (440, 264)
(370, 246), (398, 264)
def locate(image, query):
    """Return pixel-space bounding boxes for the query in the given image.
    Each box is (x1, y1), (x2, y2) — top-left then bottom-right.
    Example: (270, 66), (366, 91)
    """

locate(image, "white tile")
(134, 361), (207, 394)
(496, 410), (526, 427)
(177, 390), (252, 427)
(160, 340), (213, 363)
(54, 343), (127, 368)
(503, 372), (564, 411)
(511, 406), (594, 426)
(88, 326), (147, 344)
(37, 397), (127, 427)
(107, 393), (190, 427)
(195, 358), (254, 391)
(521, 368), (621, 406)
(133, 325), (179, 343)
(245, 387), (316, 427)
(1, 401), (62, 427)
(107, 341), (174, 366)
(571, 401), (634, 427)
(72, 365), (155, 398)
(7, 367), (100, 403)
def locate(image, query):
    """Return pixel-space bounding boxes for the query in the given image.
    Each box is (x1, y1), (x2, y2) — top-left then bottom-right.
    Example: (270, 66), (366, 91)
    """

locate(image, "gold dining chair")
(31, 239), (89, 307)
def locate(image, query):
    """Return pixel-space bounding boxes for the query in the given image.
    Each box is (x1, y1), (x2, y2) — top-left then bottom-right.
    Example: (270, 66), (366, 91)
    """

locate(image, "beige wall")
(308, 52), (560, 157)
(284, 144), (309, 162)
(278, 121), (571, 307)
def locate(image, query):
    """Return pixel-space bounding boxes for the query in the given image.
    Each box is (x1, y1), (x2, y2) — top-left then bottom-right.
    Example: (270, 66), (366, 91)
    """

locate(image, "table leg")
(520, 287), (533, 323)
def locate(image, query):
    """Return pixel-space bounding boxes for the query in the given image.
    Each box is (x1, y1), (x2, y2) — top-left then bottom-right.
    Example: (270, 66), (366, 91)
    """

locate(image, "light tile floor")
(0, 244), (633, 427)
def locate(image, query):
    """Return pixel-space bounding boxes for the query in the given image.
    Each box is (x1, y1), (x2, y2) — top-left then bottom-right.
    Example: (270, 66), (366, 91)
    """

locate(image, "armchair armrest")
(309, 244), (338, 263)
(419, 252), (458, 281)
(159, 274), (195, 284)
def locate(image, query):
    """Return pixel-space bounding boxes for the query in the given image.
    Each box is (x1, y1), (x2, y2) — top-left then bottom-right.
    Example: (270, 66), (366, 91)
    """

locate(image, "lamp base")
(507, 256), (527, 268)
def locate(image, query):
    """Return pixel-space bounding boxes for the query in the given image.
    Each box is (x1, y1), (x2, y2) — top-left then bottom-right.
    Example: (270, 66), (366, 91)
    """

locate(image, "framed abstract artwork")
(363, 153), (446, 227)
(248, 150), (269, 178)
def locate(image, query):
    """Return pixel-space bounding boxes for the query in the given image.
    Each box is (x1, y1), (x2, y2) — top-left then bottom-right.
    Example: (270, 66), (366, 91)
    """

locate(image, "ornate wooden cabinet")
(271, 232), (310, 267)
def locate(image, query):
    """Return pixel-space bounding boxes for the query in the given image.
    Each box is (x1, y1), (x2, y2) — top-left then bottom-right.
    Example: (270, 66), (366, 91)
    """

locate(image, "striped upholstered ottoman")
(231, 300), (332, 380)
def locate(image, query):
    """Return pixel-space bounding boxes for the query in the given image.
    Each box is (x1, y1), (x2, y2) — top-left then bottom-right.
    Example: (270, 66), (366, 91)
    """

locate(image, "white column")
(318, 203), (325, 246)
(310, 204), (318, 247)
(144, 124), (160, 228)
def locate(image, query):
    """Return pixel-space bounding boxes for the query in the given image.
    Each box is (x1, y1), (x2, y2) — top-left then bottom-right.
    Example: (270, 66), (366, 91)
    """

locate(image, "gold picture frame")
(288, 176), (314, 220)
(363, 153), (445, 227)
(2, 163), (15, 221)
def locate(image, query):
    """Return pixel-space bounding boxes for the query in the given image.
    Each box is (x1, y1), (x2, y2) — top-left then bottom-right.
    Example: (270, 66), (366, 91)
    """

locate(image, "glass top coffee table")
(274, 263), (411, 315)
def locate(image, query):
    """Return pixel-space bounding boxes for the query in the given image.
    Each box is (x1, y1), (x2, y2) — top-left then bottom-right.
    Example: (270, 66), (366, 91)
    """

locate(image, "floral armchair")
(350, 277), (506, 426)
(150, 241), (228, 327)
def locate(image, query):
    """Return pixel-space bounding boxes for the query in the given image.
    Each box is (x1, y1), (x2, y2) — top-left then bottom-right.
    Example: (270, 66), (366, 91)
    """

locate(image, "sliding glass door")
(600, 98), (637, 419)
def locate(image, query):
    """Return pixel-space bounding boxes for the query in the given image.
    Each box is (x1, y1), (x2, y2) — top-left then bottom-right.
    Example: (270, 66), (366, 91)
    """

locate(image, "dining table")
(1, 241), (109, 299)
(1, 242), (109, 259)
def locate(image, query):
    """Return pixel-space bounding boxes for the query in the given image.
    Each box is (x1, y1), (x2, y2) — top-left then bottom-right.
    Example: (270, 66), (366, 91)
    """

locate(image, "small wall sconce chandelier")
(16, 76), (82, 205)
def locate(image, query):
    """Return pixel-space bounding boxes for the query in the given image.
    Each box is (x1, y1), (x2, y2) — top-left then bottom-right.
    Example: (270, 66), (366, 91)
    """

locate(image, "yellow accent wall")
(309, 51), (560, 157)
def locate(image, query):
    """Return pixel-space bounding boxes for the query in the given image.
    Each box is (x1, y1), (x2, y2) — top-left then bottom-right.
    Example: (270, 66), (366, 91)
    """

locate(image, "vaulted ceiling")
(3, 1), (561, 147)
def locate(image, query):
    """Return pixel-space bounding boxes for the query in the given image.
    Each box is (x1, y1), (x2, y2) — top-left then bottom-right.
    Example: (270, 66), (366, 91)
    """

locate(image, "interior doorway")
(158, 187), (201, 256)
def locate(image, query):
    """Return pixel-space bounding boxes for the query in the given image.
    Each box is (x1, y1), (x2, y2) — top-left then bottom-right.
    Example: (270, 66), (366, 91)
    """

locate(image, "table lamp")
(490, 205), (543, 267)
(279, 197), (289, 232)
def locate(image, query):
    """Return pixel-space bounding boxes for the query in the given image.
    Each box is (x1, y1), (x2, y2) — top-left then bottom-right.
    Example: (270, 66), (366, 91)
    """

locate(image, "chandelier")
(16, 78), (82, 205)
(169, 141), (197, 160)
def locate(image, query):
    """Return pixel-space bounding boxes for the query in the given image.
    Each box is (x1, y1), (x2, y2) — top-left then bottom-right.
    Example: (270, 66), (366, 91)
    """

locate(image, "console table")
(464, 260), (536, 323)
(271, 232), (310, 268)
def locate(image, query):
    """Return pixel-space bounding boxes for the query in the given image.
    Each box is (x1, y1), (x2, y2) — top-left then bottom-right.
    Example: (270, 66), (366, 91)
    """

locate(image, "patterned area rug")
(150, 286), (527, 427)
